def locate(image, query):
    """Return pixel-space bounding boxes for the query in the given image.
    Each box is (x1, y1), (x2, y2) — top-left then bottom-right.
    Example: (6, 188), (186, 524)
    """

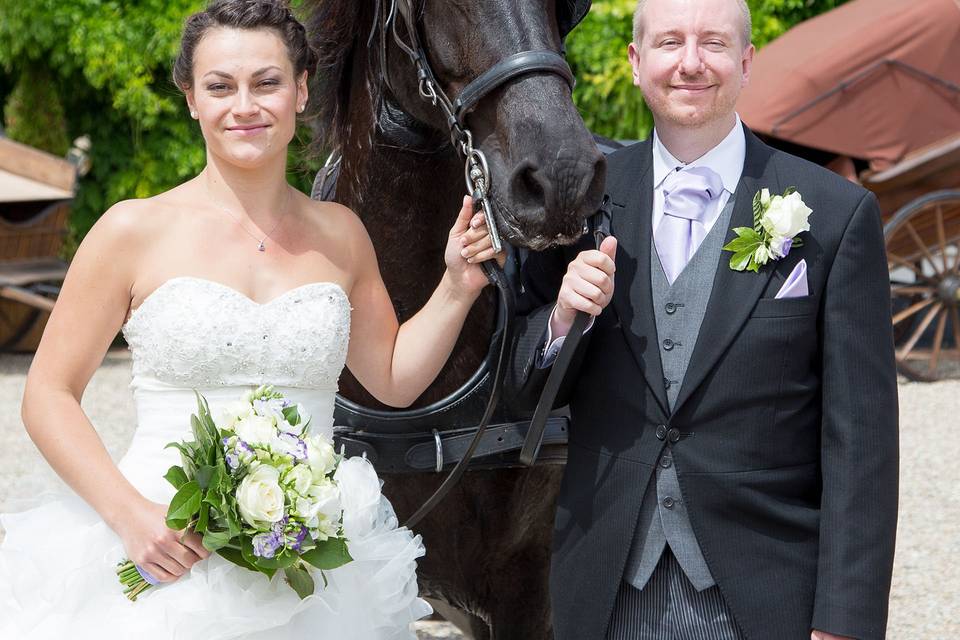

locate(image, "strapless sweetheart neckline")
(126, 276), (349, 326)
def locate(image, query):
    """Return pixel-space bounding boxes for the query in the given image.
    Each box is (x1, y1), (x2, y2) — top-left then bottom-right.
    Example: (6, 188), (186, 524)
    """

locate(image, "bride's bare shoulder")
(84, 185), (191, 249)
(301, 195), (371, 249)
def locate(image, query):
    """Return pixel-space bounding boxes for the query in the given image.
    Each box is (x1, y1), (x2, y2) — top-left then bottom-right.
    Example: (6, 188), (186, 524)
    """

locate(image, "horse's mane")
(302, 0), (392, 155)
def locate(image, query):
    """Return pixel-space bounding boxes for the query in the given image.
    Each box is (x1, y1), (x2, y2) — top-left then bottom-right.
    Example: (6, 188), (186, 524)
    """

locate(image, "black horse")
(304, 1), (602, 636)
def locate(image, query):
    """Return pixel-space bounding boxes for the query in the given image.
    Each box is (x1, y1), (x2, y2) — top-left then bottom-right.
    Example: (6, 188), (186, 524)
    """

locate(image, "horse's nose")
(507, 147), (605, 218)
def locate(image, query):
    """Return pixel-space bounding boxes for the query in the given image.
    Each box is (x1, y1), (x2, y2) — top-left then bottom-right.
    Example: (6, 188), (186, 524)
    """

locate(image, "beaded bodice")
(121, 277), (351, 390)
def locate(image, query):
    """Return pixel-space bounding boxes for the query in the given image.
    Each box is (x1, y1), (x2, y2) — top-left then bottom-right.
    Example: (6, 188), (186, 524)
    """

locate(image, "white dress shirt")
(539, 117), (747, 367)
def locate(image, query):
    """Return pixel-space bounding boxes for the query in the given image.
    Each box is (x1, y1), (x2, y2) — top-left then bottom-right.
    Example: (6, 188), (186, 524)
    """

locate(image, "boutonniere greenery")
(723, 187), (812, 272)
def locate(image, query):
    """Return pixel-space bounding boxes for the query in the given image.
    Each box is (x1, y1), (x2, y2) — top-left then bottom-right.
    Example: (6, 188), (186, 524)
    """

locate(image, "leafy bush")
(0, 0), (848, 246)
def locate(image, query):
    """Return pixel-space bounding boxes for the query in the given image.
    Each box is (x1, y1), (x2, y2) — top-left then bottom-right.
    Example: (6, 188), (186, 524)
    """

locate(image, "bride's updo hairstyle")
(173, 0), (319, 91)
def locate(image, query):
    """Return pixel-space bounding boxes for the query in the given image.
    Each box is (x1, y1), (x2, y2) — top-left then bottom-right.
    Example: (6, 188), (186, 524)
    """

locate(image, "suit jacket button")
(665, 302), (677, 314)
(662, 496), (675, 509)
(662, 338), (675, 351)
(667, 427), (681, 443)
(656, 425), (667, 440)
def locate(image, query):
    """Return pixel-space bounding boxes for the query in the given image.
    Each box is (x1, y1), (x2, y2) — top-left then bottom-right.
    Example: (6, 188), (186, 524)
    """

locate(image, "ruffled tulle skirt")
(1, 480), (431, 639)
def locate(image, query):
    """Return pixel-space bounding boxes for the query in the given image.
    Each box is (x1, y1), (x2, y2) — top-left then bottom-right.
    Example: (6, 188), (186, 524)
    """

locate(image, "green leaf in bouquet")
(302, 537), (352, 571)
(284, 564), (315, 599)
(164, 465), (189, 490)
(282, 404), (300, 426)
(196, 500), (211, 533)
(166, 481), (202, 530)
(255, 549), (300, 570)
(217, 544), (257, 571)
(202, 528), (234, 551)
(195, 464), (216, 490)
(165, 442), (198, 472)
(191, 415), (214, 453)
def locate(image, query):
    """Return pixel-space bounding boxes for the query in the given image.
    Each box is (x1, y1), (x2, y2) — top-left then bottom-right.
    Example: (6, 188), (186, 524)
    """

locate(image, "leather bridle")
(381, 0), (581, 528)
(322, 0), (588, 530)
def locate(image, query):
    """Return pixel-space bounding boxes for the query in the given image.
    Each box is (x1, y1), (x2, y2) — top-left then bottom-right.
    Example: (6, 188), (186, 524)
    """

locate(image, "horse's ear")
(556, 0), (593, 40)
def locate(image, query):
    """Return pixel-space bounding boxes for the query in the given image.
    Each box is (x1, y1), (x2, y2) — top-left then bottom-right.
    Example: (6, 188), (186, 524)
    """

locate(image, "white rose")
(334, 457), (383, 540)
(234, 414), (276, 445)
(237, 464), (285, 529)
(761, 192), (811, 240)
(214, 400), (253, 430)
(284, 464), (313, 496)
(306, 435), (337, 477)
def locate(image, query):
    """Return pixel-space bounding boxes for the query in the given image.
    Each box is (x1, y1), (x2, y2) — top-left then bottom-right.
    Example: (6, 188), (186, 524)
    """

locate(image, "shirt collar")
(652, 115), (746, 195)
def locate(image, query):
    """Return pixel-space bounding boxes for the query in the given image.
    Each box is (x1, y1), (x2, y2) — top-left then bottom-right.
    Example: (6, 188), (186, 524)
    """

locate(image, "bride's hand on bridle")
(114, 498), (210, 583)
(445, 195), (507, 295)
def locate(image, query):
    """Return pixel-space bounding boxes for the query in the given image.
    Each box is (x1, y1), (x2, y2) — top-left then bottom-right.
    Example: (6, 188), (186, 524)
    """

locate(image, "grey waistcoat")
(622, 195), (736, 593)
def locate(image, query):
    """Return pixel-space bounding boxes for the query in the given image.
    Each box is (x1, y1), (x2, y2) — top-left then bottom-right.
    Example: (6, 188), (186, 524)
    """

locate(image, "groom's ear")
(740, 43), (755, 89)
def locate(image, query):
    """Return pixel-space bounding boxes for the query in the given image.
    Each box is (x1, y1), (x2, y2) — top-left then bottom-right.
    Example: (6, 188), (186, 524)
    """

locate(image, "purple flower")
(252, 531), (283, 558)
(286, 523), (308, 552)
(272, 516), (289, 536)
(225, 452), (240, 470)
(781, 237), (793, 257)
(278, 432), (308, 460)
(237, 440), (253, 455)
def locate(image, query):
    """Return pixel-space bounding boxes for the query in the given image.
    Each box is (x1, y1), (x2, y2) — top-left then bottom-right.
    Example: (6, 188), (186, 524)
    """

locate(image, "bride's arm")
(21, 201), (207, 582)
(345, 196), (502, 408)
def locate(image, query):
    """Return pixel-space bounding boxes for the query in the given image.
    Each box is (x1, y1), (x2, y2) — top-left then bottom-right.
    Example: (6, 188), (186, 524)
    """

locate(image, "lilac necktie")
(654, 165), (724, 284)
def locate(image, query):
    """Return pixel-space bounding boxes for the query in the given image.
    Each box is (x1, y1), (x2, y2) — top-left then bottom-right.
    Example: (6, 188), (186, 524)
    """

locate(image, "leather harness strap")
(334, 416), (569, 473)
(519, 198), (612, 466)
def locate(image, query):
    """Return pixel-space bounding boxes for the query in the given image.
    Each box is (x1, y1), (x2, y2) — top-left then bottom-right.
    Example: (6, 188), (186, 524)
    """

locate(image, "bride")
(0, 1), (502, 638)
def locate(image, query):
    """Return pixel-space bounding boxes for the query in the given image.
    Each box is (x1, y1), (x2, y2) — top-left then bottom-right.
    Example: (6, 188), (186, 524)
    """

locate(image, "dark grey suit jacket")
(506, 129), (899, 640)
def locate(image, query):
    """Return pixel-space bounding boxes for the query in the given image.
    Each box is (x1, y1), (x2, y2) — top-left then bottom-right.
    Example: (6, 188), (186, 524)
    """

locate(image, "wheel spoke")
(936, 206), (949, 273)
(891, 286), (933, 296)
(888, 252), (927, 279)
(897, 302), (942, 361)
(928, 308), (948, 374)
(904, 221), (942, 276)
(892, 296), (936, 325)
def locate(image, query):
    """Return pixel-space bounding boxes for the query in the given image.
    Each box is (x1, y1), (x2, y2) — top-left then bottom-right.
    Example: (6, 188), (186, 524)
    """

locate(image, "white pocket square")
(775, 259), (809, 299)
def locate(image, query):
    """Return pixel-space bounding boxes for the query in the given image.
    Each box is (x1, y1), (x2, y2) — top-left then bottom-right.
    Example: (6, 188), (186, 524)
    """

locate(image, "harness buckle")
(431, 428), (444, 473)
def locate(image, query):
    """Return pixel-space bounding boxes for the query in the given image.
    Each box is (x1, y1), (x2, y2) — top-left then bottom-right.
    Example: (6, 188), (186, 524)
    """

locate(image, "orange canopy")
(737, 0), (960, 172)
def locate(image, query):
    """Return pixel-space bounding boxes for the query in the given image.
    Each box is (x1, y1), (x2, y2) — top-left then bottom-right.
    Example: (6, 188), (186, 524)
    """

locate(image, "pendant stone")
(257, 240), (266, 252)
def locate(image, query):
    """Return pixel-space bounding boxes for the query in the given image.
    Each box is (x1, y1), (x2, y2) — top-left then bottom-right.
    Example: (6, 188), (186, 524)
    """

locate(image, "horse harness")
(322, 0), (604, 528)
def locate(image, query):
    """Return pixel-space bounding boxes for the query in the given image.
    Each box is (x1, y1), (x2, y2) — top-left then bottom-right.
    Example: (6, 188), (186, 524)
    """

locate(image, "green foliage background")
(0, 0), (847, 247)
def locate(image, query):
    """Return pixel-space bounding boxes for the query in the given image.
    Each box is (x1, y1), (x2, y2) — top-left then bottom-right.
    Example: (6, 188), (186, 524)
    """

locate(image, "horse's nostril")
(509, 159), (552, 210)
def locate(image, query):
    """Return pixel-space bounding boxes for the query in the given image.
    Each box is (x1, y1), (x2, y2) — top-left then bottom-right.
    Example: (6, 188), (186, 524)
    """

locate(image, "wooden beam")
(0, 137), (75, 193)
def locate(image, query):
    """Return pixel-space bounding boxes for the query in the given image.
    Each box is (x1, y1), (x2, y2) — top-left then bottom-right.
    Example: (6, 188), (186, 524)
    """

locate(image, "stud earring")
(190, 110), (198, 118)
(297, 104), (305, 113)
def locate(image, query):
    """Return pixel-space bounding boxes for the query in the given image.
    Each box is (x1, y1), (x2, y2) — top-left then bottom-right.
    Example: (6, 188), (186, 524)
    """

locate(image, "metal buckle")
(432, 428), (443, 472)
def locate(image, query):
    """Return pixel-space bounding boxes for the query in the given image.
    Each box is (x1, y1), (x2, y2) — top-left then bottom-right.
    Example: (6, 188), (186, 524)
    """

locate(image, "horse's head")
(308, 0), (604, 251)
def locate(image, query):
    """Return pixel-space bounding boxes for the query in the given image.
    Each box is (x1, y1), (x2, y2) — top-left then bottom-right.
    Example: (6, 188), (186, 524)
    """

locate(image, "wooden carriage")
(864, 136), (960, 381)
(0, 137), (75, 351)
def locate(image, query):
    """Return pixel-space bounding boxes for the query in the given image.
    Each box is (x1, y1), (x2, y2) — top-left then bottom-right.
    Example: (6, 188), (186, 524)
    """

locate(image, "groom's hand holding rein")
(550, 236), (618, 336)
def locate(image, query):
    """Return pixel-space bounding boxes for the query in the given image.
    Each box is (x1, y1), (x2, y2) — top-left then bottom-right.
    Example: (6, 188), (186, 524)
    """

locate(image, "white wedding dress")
(0, 276), (432, 639)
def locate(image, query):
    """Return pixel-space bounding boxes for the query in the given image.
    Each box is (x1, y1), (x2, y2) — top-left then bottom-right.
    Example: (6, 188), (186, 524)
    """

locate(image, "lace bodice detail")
(122, 277), (351, 390)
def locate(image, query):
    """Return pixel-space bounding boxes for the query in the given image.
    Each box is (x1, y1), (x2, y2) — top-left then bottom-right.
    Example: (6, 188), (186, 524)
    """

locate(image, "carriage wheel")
(884, 190), (960, 382)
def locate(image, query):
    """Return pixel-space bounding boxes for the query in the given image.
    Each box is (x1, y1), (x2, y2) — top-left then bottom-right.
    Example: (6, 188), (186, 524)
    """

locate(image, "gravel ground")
(2, 351), (958, 638)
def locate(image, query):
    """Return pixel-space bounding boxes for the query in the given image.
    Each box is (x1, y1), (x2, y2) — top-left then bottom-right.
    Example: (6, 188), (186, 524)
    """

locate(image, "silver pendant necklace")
(208, 185), (291, 252)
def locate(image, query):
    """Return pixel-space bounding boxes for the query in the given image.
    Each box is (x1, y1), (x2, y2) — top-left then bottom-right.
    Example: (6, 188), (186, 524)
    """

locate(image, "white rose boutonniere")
(723, 187), (811, 272)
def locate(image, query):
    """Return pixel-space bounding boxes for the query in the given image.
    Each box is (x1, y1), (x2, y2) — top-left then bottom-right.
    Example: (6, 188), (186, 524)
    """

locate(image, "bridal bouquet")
(117, 385), (354, 601)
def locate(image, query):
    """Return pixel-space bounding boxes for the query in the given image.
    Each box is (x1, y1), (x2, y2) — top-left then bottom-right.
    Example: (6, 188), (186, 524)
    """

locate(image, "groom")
(506, 0), (899, 638)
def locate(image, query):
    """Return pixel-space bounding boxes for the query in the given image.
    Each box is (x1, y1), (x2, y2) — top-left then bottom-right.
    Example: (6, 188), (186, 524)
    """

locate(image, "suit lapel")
(608, 139), (670, 416)
(671, 130), (782, 415)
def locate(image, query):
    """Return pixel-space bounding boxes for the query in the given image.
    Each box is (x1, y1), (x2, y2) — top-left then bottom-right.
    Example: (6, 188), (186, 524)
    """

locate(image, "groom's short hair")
(632, 0), (753, 49)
